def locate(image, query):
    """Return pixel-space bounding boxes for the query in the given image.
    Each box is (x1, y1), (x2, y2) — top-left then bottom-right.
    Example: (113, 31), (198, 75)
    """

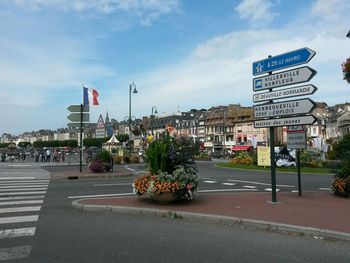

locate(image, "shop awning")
(231, 145), (253, 151)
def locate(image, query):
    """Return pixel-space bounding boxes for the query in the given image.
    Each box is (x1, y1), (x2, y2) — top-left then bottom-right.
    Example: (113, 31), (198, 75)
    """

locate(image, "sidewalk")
(73, 191), (350, 242)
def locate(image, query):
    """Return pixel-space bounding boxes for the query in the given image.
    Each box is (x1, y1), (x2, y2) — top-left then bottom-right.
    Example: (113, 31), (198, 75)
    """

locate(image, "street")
(0, 162), (347, 262)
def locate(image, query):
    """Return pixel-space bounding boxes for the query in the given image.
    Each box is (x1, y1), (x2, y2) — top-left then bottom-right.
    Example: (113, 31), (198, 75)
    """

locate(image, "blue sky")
(1, 0), (349, 135)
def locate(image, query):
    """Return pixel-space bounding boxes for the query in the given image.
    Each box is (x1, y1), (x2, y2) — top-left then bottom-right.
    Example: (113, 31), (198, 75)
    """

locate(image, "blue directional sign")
(252, 47), (316, 76)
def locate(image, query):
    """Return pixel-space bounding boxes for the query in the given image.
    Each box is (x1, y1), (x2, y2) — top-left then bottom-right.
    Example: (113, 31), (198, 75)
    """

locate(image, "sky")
(1, 0), (349, 135)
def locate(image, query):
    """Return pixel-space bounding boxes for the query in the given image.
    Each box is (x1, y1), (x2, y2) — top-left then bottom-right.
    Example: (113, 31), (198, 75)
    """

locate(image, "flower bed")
(133, 132), (200, 201)
(331, 176), (350, 197)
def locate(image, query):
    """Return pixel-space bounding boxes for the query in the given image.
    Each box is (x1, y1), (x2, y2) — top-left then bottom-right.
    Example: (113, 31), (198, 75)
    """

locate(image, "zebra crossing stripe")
(0, 196), (45, 201)
(0, 215), (39, 225)
(0, 227), (36, 239)
(0, 200), (43, 206)
(0, 180), (49, 184)
(0, 206), (41, 214)
(0, 177), (36, 180)
(0, 185), (48, 188)
(0, 188), (47, 192)
(0, 191), (46, 196)
(0, 245), (32, 261)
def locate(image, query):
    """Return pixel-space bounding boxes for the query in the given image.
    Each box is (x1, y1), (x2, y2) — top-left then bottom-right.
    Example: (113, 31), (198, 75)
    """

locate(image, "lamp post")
(151, 106), (158, 135)
(129, 82), (138, 158)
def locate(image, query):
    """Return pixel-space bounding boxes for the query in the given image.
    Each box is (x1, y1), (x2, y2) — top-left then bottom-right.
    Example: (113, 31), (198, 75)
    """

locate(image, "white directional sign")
(254, 98), (316, 119)
(287, 125), (306, 149)
(67, 105), (89, 112)
(253, 66), (316, 91)
(253, 84), (317, 103)
(254, 115), (317, 128)
(67, 113), (89, 122)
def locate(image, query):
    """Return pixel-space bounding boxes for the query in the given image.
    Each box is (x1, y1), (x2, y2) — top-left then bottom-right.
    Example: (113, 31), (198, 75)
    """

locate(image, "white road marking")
(0, 200), (43, 206)
(0, 227), (36, 239)
(0, 177), (36, 180)
(0, 185), (48, 188)
(0, 188), (47, 192)
(8, 164), (32, 167)
(0, 191), (46, 196)
(265, 188), (280, 192)
(319, 188), (331, 191)
(203, 180), (217, 184)
(291, 190), (299, 193)
(243, 185), (257, 189)
(0, 245), (31, 261)
(93, 183), (131, 187)
(0, 206), (41, 214)
(222, 183), (236, 186)
(68, 193), (134, 199)
(198, 189), (258, 193)
(0, 196), (45, 201)
(0, 215), (39, 225)
(0, 180), (49, 184)
(228, 179), (294, 188)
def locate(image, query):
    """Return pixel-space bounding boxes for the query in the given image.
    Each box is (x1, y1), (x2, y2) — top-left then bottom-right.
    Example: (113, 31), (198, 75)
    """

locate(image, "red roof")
(231, 145), (253, 151)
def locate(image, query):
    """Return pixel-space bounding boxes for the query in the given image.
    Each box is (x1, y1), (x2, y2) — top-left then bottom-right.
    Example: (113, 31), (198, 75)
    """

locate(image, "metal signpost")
(67, 104), (89, 172)
(252, 47), (317, 203)
(287, 126), (307, 196)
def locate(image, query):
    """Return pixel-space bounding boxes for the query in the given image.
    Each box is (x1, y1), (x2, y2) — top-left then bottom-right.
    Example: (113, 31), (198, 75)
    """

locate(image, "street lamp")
(129, 82), (138, 157)
(151, 106), (158, 135)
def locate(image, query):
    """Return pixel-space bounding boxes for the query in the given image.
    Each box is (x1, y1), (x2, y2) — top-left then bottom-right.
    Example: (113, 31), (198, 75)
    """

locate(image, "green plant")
(145, 138), (168, 174)
(95, 150), (111, 162)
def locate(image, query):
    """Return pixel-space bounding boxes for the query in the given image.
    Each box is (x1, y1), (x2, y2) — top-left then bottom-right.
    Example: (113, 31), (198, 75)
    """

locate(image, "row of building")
(2, 102), (350, 155)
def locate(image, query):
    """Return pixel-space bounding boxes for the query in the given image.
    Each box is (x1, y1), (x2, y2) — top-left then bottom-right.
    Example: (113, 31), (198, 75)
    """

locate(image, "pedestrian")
(35, 150), (39, 162)
(46, 149), (51, 162)
(40, 150), (45, 162)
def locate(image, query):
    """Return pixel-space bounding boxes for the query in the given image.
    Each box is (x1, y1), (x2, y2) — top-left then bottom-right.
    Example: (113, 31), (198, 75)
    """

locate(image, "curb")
(72, 200), (350, 243)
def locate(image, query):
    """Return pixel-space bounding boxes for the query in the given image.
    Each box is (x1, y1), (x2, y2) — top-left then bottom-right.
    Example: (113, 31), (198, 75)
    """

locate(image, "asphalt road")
(0, 162), (345, 262)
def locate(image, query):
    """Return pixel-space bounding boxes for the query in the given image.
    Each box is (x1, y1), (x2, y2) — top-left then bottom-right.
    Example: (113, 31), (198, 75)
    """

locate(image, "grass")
(216, 163), (335, 174)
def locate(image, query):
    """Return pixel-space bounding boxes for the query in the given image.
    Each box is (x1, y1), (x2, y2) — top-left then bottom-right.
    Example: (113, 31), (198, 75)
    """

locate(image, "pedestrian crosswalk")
(0, 177), (49, 261)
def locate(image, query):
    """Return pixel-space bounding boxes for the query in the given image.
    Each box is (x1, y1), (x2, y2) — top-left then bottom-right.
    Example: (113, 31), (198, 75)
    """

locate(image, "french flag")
(83, 86), (99, 105)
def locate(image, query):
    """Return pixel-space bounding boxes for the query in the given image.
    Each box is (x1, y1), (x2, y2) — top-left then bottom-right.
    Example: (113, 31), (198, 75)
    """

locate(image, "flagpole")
(80, 84), (84, 173)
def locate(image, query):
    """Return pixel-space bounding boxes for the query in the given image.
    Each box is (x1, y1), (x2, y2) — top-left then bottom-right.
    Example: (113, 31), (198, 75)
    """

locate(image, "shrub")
(231, 151), (254, 165)
(89, 160), (103, 173)
(113, 155), (122, 164)
(123, 156), (130, 163)
(130, 154), (140, 164)
(96, 150), (111, 162)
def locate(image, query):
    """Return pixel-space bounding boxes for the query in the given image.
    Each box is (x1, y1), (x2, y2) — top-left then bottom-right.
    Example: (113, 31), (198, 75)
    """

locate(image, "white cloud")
(312, 0), (350, 20)
(235, 0), (279, 23)
(13, 0), (180, 25)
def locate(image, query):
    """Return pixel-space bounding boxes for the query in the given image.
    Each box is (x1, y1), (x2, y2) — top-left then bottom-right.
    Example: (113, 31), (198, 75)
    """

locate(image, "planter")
(152, 192), (178, 203)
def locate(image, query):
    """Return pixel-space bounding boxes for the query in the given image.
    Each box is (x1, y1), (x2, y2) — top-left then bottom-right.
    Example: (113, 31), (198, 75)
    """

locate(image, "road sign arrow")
(253, 66), (317, 91)
(253, 84), (318, 103)
(67, 105), (89, 112)
(67, 113), (89, 122)
(252, 47), (316, 76)
(254, 115), (317, 128)
(67, 123), (89, 129)
(253, 98), (316, 119)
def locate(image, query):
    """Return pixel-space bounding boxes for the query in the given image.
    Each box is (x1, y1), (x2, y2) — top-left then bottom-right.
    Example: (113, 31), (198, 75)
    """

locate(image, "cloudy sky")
(1, 0), (349, 135)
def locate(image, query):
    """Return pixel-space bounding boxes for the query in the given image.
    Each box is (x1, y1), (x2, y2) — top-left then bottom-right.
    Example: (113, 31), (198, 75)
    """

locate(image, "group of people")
(33, 149), (65, 162)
